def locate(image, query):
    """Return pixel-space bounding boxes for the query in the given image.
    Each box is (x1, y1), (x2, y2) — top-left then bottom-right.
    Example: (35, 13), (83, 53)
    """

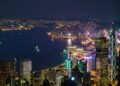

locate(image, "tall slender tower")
(109, 22), (117, 81)
(63, 48), (73, 78)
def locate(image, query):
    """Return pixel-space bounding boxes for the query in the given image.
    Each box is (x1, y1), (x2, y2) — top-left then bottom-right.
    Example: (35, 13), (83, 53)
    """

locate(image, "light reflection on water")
(67, 38), (72, 46)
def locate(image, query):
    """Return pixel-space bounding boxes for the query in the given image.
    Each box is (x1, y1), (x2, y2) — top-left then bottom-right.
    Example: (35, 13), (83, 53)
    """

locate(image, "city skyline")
(0, 0), (120, 86)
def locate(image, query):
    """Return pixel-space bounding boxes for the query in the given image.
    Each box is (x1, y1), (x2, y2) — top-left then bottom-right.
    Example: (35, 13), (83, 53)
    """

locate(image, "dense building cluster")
(0, 20), (120, 86)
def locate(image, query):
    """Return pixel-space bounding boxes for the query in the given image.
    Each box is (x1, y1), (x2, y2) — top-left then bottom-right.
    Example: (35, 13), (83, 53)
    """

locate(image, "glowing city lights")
(67, 39), (72, 46)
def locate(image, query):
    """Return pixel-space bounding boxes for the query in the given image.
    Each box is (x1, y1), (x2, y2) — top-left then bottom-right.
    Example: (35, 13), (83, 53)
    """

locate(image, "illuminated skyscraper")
(77, 60), (87, 73)
(96, 37), (109, 86)
(0, 59), (16, 86)
(20, 59), (32, 85)
(65, 59), (72, 77)
(109, 22), (117, 81)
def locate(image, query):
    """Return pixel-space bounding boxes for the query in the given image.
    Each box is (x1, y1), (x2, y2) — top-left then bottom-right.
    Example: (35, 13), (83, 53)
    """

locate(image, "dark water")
(0, 28), (66, 70)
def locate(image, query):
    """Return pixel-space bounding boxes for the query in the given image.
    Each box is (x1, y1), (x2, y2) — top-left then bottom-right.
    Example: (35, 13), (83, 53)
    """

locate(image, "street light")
(71, 77), (75, 81)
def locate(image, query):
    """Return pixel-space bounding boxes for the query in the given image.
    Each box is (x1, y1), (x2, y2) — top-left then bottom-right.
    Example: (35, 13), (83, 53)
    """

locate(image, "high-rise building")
(117, 49), (120, 86)
(109, 22), (117, 81)
(77, 60), (87, 73)
(20, 59), (32, 85)
(96, 37), (109, 86)
(0, 59), (16, 86)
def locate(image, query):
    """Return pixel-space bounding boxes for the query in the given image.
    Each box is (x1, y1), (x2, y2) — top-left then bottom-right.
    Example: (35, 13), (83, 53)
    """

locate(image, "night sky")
(0, 0), (120, 20)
